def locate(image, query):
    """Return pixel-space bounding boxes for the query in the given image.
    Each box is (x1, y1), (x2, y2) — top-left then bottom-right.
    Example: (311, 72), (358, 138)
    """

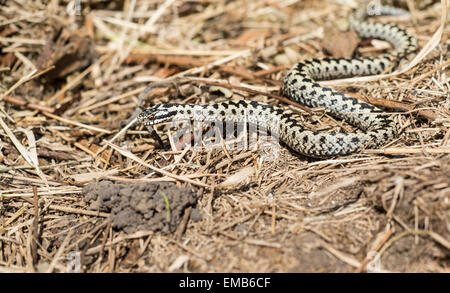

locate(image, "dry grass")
(0, 0), (449, 272)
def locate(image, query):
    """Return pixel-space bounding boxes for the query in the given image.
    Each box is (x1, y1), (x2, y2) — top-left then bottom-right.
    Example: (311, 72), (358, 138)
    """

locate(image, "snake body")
(138, 4), (418, 158)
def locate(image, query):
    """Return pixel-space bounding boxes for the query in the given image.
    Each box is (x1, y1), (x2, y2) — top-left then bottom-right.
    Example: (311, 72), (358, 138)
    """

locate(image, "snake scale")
(138, 3), (418, 158)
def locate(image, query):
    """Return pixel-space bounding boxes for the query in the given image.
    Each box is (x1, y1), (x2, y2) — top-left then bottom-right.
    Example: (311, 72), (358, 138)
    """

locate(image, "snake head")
(138, 104), (177, 125)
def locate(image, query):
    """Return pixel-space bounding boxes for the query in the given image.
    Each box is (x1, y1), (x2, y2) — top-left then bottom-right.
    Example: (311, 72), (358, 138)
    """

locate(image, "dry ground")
(0, 0), (449, 272)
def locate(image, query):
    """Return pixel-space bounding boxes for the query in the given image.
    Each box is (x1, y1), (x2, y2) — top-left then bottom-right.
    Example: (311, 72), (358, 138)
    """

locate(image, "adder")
(138, 2), (418, 158)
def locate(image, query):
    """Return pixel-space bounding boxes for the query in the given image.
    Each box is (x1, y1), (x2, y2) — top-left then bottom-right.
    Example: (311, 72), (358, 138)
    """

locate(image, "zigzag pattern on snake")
(138, 4), (418, 158)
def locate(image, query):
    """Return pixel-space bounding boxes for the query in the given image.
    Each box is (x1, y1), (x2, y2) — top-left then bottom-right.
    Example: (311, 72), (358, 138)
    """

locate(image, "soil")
(83, 181), (198, 234)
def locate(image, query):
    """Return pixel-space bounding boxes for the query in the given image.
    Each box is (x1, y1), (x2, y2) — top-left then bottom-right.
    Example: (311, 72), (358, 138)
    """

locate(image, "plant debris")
(0, 0), (448, 273)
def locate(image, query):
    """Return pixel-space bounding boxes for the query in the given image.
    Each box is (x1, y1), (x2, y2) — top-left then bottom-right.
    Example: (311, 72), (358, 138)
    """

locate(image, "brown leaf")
(36, 19), (97, 81)
(321, 28), (360, 58)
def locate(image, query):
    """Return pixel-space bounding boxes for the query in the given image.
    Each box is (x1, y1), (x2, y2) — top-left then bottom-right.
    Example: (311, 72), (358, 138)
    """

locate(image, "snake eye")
(147, 115), (155, 119)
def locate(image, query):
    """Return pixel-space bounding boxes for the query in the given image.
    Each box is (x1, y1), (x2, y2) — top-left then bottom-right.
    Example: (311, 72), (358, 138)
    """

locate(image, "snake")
(137, 3), (418, 158)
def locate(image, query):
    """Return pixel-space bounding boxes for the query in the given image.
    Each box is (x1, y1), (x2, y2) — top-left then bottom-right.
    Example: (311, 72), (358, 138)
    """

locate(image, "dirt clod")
(83, 181), (197, 234)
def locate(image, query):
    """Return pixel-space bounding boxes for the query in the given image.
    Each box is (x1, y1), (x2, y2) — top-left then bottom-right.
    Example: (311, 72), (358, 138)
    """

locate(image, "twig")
(0, 66), (55, 101)
(20, 197), (109, 217)
(215, 205), (268, 233)
(319, 240), (361, 268)
(3, 95), (55, 113)
(0, 206), (27, 234)
(355, 226), (394, 273)
(105, 141), (211, 188)
(365, 147), (450, 155)
(46, 230), (73, 273)
(357, 95), (438, 121)
(372, 229), (450, 267)
(43, 112), (111, 134)
(189, 78), (312, 113)
(175, 206), (193, 241)
(31, 187), (39, 265)
(410, 58), (450, 87)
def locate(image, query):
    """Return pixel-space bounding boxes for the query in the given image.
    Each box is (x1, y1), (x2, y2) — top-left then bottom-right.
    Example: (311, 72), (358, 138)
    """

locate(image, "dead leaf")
(218, 166), (255, 189)
(36, 19), (97, 81)
(322, 28), (360, 58)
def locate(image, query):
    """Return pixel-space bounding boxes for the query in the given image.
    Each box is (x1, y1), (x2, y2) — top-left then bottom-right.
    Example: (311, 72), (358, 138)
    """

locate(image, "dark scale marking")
(296, 63), (305, 71)
(259, 104), (272, 111)
(334, 92), (346, 98)
(280, 113), (290, 120)
(369, 134), (378, 142)
(360, 103), (374, 110)
(286, 119), (296, 126)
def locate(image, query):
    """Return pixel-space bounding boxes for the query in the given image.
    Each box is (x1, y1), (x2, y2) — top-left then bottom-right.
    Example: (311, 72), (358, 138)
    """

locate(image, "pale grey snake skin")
(138, 5), (418, 158)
